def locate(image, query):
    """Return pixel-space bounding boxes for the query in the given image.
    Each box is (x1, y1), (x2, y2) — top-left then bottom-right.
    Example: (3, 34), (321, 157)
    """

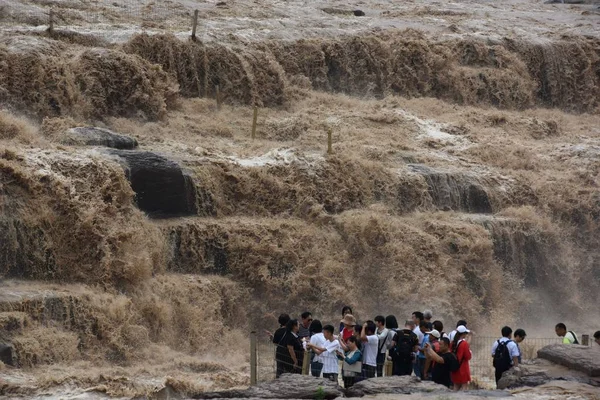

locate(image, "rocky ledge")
(537, 344), (600, 377)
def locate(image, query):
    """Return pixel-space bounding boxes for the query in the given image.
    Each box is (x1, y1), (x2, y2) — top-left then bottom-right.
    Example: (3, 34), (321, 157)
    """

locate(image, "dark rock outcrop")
(192, 374), (343, 399)
(61, 127), (138, 149)
(538, 344), (600, 377)
(0, 343), (16, 366)
(344, 376), (449, 397)
(108, 150), (197, 217)
(497, 366), (553, 389)
(409, 164), (493, 213)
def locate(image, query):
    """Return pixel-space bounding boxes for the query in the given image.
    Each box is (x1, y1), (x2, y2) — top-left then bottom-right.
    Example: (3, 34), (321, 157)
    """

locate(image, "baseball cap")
(456, 325), (470, 334)
(427, 329), (441, 339)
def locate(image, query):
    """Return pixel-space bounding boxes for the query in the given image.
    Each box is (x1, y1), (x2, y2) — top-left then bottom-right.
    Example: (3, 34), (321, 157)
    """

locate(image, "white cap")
(456, 325), (470, 334)
(427, 329), (441, 339)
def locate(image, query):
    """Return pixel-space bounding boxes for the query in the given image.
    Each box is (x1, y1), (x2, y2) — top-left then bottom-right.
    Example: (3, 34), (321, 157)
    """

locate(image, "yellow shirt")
(563, 331), (578, 344)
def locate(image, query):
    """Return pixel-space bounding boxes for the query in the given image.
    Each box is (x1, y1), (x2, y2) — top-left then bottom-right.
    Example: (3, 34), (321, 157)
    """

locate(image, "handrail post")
(191, 10), (199, 41)
(252, 106), (258, 139)
(250, 331), (257, 385)
(582, 334), (590, 346)
(301, 350), (310, 375)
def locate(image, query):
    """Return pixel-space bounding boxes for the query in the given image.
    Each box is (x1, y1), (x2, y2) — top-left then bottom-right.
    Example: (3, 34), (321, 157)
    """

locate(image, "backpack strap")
(278, 332), (288, 347)
(569, 331), (579, 344)
(378, 329), (388, 353)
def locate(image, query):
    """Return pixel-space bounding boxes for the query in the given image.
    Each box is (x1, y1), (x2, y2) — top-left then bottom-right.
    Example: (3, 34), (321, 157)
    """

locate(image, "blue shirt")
(418, 334), (430, 359)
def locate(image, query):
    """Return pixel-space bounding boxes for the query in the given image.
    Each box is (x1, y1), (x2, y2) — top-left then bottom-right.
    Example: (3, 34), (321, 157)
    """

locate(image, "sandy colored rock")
(538, 344), (600, 377)
(345, 376), (449, 397)
(192, 374), (343, 399)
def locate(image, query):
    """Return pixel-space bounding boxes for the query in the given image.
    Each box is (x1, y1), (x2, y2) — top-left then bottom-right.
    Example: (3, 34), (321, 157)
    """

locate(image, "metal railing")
(250, 332), (594, 386)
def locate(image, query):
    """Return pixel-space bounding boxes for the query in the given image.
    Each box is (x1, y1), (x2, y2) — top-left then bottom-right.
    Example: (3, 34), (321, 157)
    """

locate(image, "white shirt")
(310, 332), (326, 363)
(363, 334), (379, 367)
(384, 329), (397, 352)
(564, 331), (578, 344)
(321, 339), (341, 374)
(414, 326), (424, 344)
(448, 329), (457, 342)
(377, 328), (390, 354)
(491, 337), (520, 364)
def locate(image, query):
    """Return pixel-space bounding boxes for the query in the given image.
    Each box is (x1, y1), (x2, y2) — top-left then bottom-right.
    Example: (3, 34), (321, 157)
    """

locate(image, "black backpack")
(493, 339), (513, 372)
(392, 329), (417, 362)
(446, 352), (460, 372)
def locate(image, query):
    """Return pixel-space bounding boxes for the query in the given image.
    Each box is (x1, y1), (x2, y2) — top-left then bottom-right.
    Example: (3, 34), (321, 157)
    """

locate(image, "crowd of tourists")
(267, 307), (600, 390)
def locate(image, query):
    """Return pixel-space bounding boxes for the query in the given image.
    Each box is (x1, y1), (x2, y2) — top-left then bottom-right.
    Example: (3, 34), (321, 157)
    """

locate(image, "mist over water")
(1, 0), (600, 397)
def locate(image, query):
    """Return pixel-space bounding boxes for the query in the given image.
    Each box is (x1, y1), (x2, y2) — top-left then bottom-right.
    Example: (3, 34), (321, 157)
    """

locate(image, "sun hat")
(341, 314), (357, 326)
(426, 329), (441, 339)
(456, 325), (470, 334)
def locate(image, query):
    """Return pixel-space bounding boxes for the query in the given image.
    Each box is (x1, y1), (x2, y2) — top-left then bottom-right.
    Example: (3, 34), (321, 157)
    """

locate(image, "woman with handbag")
(337, 336), (362, 388)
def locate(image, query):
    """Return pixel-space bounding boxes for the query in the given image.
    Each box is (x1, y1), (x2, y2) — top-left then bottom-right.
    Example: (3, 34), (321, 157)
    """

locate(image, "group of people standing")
(268, 307), (599, 390)
(268, 308), (473, 390)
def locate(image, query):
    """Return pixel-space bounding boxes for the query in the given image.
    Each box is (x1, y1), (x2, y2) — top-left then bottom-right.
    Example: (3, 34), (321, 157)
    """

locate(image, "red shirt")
(450, 339), (472, 384)
(341, 327), (354, 341)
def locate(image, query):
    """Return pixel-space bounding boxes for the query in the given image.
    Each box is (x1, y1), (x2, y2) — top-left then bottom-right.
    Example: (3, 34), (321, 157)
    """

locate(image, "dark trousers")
(376, 352), (386, 377)
(364, 364), (376, 379)
(495, 368), (509, 385)
(393, 359), (413, 376)
(323, 373), (338, 382)
(311, 361), (323, 377)
(276, 361), (284, 378)
(343, 376), (355, 388)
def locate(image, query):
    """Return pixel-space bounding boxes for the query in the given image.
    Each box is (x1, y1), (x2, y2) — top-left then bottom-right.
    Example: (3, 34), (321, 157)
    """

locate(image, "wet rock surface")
(192, 374), (343, 399)
(108, 150), (197, 217)
(538, 344), (600, 377)
(61, 127), (138, 149)
(344, 375), (449, 396)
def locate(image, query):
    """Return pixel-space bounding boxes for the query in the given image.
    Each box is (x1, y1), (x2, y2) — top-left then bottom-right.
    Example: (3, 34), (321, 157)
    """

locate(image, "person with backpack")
(391, 321), (419, 376)
(555, 323), (579, 344)
(450, 325), (472, 390)
(424, 337), (458, 388)
(491, 326), (520, 386)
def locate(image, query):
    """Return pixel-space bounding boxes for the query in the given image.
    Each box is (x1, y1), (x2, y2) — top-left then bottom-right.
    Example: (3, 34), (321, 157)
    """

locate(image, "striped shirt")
(298, 323), (311, 339)
(321, 339), (341, 374)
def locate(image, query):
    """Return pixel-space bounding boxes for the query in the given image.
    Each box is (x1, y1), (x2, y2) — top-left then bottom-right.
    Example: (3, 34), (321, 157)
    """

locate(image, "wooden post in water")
(251, 106), (258, 139)
(216, 85), (221, 110)
(582, 334), (590, 346)
(327, 128), (333, 154)
(191, 10), (199, 41)
(48, 9), (54, 33)
(250, 331), (257, 385)
(301, 350), (310, 375)
(203, 45), (209, 98)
